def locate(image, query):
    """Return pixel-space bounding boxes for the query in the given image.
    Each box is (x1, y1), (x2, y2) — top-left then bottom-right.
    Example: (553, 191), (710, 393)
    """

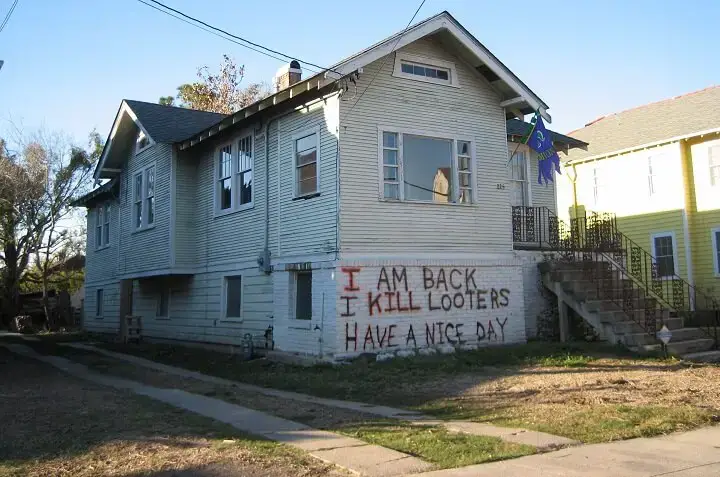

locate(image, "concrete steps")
(540, 260), (718, 360)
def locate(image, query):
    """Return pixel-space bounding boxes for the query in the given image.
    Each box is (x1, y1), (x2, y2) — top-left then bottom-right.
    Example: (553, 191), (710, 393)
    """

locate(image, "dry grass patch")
(420, 358), (720, 442)
(0, 348), (344, 477)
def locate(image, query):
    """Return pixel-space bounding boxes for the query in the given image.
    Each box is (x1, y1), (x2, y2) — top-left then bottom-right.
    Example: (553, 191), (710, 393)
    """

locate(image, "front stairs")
(540, 260), (720, 362)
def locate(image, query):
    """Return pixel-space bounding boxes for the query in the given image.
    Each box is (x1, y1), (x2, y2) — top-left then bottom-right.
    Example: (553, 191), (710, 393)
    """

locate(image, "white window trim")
(214, 133), (255, 217)
(135, 130), (154, 155)
(650, 231), (679, 280)
(392, 52), (460, 88)
(220, 272), (244, 322)
(155, 287), (171, 320)
(292, 126), (321, 199)
(508, 145), (532, 207)
(711, 226), (720, 277)
(376, 126), (476, 205)
(132, 163), (156, 232)
(709, 145), (720, 188)
(289, 270), (313, 330)
(95, 289), (104, 319)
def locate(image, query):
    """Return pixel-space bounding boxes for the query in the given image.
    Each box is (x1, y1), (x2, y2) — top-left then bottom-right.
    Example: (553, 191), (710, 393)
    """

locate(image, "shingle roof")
(565, 86), (720, 162)
(506, 119), (587, 149)
(124, 100), (227, 143)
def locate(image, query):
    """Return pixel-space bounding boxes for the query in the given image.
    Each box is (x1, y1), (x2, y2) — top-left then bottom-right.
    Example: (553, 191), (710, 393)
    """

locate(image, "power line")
(343, 0), (427, 122)
(0, 0), (19, 34)
(136, 0), (321, 74)
(139, 0), (338, 75)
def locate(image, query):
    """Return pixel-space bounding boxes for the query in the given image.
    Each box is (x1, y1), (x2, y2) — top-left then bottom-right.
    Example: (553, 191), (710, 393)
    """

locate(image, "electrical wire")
(136, 0), (322, 74)
(139, 0), (339, 75)
(343, 0), (427, 123)
(0, 0), (19, 34)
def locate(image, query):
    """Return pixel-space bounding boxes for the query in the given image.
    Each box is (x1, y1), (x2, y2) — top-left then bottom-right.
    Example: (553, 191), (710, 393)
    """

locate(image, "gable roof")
(565, 85), (720, 162)
(179, 11), (552, 150)
(506, 119), (587, 150)
(124, 100), (226, 143)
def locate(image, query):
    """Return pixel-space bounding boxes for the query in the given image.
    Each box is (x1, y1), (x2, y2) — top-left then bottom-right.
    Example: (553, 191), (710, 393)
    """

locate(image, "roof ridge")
(579, 84), (720, 129)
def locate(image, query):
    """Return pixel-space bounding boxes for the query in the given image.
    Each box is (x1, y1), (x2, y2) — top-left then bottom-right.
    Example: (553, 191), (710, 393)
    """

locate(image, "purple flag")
(525, 115), (561, 185)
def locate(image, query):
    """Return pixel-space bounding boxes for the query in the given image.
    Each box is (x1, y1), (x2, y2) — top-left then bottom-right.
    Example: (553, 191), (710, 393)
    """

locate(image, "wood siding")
(338, 35), (513, 255)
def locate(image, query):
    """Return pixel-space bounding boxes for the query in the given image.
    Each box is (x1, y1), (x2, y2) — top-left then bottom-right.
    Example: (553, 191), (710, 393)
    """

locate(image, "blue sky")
(1, 0), (718, 145)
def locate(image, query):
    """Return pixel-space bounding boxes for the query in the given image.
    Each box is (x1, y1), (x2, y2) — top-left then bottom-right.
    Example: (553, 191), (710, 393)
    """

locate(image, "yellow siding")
(690, 210), (720, 299)
(616, 210), (687, 279)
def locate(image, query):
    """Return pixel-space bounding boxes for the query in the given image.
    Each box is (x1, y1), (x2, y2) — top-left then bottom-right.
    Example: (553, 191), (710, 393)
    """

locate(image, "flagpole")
(507, 112), (538, 164)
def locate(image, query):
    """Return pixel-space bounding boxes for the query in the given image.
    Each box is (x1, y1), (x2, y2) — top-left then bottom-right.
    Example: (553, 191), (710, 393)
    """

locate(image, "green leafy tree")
(159, 55), (271, 114)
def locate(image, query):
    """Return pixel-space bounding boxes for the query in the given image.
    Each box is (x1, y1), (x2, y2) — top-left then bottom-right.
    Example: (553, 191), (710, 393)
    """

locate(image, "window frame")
(392, 52), (460, 87)
(508, 146), (531, 207)
(709, 145), (720, 188)
(95, 288), (104, 318)
(220, 273), (244, 322)
(650, 231), (679, 279)
(95, 202), (111, 250)
(292, 126), (321, 199)
(132, 163), (156, 232)
(711, 226), (720, 277)
(135, 129), (153, 155)
(377, 127), (476, 205)
(156, 287), (170, 319)
(214, 133), (255, 217)
(292, 270), (313, 322)
(647, 153), (664, 197)
(592, 166), (605, 207)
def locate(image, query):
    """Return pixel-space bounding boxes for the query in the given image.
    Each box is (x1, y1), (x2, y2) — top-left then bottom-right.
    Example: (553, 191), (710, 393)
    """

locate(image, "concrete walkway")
(4, 343), (431, 477)
(417, 426), (720, 476)
(64, 343), (578, 450)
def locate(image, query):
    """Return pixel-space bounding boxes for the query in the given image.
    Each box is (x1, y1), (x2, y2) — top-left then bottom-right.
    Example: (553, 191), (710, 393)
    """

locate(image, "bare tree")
(0, 129), (99, 327)
(159, 55), (272, 114)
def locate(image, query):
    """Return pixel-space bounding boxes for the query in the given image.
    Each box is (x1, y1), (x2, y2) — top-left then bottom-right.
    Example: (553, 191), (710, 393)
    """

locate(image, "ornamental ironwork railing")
(514, 206), (720, 346)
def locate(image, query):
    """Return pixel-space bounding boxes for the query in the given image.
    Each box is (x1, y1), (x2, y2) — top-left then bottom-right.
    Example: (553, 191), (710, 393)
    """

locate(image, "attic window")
(393, 53), (458, 87)
(136, 130), (151, 154)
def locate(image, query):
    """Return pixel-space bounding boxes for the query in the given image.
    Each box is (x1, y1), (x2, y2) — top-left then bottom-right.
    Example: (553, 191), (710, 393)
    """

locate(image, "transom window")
(393, 53), (458, 87)
(710, 145), (720, 187)
(215, 135), (254, 214)
(293, 128), (320, 197)
(400, 61), (450, 81)
(651, 233), (677, 278)
(380, 130), (473, 203)
(133, 165), (155, 230)
(95, 202), (110, 248)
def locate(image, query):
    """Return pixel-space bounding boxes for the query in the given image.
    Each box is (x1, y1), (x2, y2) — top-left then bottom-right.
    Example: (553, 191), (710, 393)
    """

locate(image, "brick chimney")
(273, 60), (302, 92)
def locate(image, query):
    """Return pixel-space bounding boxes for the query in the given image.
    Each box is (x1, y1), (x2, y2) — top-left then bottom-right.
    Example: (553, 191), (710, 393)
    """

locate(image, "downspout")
(262, 117), (277, 274)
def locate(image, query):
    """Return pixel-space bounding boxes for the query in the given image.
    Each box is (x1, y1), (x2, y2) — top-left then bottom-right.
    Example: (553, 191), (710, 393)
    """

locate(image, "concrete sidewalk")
(4, 343), (431, 477)
(64, 342), (578, 450)
(419, 426), (720, 477)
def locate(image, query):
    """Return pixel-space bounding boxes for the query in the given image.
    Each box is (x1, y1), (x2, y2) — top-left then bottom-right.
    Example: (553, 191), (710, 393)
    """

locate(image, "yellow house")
(558, 86), (720, 301)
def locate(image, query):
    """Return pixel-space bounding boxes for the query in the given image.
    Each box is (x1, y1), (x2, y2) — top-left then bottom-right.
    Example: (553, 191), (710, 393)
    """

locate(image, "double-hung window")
(709, 145), (720, 187)
(223, 275), (243, 320)
(508, 149), (529, 206)
(651, 232), (677, 278)
(380, 129), (473, 204)
(216, 135), (254, 214)
(96, 202), (110, 249)
(712, 227), (720, 276)
(293, 128), (320, 197)
(648, 154), (664, 197)
(133, 165), (155, 230)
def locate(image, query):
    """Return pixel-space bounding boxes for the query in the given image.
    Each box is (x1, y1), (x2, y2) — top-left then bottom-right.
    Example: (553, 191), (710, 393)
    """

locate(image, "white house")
(75, 11), (585, 360)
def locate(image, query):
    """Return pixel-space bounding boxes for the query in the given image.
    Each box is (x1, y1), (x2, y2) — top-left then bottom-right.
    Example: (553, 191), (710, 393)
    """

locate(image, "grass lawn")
(8, 334), (719, 445)
(336, 423), (534, 469)
(0, 347), (344, 477)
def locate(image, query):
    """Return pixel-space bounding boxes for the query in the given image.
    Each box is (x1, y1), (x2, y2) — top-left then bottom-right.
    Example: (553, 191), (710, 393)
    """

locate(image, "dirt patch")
(0, 348), (346, 477)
